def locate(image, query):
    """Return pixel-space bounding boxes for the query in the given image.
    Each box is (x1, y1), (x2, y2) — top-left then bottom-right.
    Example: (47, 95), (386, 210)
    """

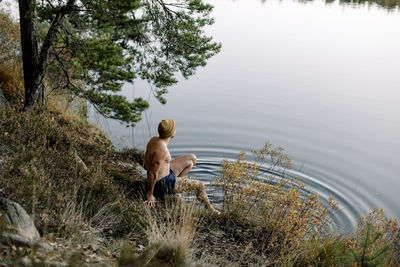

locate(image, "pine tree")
(18, 0), (221, 125)
(345, 222), (392, 266)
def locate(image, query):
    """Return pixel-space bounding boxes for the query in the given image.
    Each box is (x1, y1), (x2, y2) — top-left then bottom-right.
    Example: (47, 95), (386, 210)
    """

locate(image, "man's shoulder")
(147, 136), (159, 144)
(147, 137), (168, 153)
(146, 137), (160, 148)
(148, 137), (165, 146)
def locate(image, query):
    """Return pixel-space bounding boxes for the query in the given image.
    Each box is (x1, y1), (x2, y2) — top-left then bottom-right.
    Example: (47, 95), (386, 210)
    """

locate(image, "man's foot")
(210, 207), (221, 215)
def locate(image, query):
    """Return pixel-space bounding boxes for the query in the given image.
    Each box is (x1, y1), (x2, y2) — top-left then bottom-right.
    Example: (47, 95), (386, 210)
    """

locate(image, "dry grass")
(0, 106), (148, 265)
(145, 200), (198, 248)
(0, 106), (145, 243)
(119, 199), (202, 267)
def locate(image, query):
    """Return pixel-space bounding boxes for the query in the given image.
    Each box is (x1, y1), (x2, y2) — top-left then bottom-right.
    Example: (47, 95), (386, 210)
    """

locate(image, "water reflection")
(338, 0), (400, 9)
(254, 0), (400, 10)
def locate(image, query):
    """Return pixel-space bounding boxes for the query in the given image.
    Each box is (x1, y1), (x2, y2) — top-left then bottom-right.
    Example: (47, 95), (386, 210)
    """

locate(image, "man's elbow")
(151, 161), (161, 168)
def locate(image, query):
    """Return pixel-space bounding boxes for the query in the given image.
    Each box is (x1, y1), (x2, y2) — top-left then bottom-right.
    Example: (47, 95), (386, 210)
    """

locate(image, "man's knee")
(189, 154), (197, 165)
(184, 154), (197, 170)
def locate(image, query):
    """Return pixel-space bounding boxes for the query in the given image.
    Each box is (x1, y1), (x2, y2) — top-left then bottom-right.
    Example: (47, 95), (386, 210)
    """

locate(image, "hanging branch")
(49, 44), (109, 117)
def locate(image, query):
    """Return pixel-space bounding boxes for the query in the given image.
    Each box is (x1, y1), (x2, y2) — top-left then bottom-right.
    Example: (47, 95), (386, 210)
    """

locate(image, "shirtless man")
(144, 119), (216, 212)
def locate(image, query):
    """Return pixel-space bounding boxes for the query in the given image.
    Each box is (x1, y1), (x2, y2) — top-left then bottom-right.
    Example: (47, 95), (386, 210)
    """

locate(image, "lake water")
(90, 0), (400, 232)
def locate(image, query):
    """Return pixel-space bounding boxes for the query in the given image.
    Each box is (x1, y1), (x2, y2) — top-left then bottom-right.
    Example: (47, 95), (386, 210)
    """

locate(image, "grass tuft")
(119, 199), (201, 267)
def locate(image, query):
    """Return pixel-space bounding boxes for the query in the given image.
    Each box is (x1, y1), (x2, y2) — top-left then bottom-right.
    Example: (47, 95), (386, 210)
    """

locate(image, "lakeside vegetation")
(1, 2), (400, 266)
(1, 59), (399, 264)
(1, 105), (399, 266)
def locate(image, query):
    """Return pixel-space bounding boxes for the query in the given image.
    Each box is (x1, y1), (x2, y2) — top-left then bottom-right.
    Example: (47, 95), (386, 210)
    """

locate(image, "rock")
(0, 197), (40, 247)
(0, 87), (9, 110)
(116, 161), (134, 169)
(1, 233), (39, 247)
(113, 160), (146, 181)
(133, 163), (147, 181)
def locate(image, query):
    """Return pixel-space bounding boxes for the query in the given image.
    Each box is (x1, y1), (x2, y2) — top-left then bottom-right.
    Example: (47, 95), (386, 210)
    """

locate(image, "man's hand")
(145, 195), (156, 207)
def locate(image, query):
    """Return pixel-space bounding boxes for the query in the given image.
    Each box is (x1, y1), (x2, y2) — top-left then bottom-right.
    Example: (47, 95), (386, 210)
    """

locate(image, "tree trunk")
(18, 0), (42, 109)
(19, 0), (76, 110)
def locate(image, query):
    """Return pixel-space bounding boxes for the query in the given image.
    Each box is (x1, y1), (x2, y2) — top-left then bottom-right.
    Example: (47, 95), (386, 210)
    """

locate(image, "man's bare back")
(144, 137), (171, 181)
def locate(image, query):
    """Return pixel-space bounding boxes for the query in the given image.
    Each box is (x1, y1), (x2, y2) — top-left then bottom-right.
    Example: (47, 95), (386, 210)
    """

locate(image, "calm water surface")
(90, 0), (400, 232)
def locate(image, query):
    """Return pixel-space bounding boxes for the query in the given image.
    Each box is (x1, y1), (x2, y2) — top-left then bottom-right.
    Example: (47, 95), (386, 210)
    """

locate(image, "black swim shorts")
(153, 169), (176, 198)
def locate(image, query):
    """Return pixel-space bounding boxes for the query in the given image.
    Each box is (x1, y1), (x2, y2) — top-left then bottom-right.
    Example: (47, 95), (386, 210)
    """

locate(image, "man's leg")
(171, 154), (218, 212)
(170, 154), (197, 177)
(175, 176), (217, 212)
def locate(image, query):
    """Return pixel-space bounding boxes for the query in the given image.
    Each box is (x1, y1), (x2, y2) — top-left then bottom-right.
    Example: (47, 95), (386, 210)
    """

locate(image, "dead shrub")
(218, 142), (338, 263)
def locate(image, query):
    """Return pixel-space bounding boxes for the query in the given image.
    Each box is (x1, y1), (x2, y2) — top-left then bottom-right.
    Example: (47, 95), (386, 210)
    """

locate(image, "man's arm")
(146, 160), (161, 199)
(145, 149), (167, 207)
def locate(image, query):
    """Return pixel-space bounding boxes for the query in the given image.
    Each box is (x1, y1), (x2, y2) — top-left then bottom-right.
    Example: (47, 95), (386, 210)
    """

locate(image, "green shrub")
(345, 209), (400, 266)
